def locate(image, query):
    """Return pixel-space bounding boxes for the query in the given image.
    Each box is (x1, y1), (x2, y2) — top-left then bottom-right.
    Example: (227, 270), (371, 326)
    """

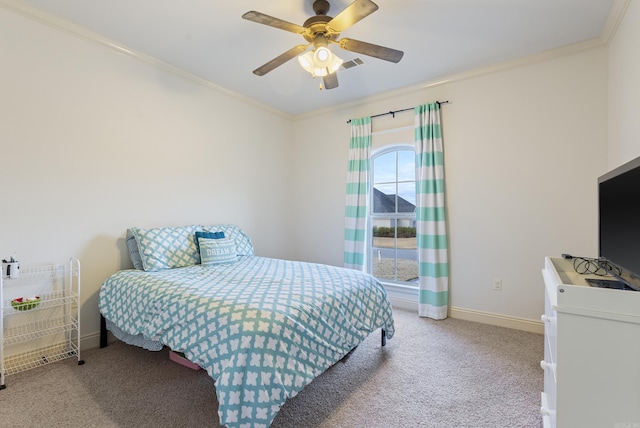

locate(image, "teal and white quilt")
(99, 256), (395, 428)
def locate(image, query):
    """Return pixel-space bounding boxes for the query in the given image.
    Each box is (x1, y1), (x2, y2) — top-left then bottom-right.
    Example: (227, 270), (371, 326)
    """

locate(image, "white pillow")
(130, 225), (200, 271)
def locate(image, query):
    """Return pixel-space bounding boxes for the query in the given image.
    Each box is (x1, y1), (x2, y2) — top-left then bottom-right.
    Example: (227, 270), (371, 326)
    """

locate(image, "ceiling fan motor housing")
(313, 0), (331, 16)
(303, 0), (338, 41)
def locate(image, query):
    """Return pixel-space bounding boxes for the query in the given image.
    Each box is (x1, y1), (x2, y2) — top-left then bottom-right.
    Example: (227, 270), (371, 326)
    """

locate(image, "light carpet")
(0, 308), (543, 427)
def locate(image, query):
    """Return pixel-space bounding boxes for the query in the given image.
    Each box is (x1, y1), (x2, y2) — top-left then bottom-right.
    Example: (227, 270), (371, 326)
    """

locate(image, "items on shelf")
(2, 253), (20, 279)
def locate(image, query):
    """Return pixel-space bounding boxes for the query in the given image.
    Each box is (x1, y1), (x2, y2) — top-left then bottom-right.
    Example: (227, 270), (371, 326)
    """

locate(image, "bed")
(98, 224), (395, 428)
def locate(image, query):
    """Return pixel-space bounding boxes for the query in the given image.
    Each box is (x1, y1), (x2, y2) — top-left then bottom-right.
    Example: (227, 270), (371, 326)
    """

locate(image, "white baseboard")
(387, 294), (543, 334)
(448, 306), (543, 334)
(80, 331), (103, 351)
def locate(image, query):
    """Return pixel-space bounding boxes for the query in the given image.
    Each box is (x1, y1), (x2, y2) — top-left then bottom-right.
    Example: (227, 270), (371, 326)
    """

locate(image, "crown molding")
(297, 0), (629, 120)
(2, 0), (624, 123)
(0, 0), (294, 121)
(295, 37), (607, 122)
(600, 0), (631, 45)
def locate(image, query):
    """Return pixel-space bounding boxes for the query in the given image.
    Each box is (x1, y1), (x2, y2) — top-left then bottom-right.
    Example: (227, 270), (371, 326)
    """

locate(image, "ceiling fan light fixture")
(298, 51), (314, 70)
(314, 46), (331, 63)
(297, 47), (343, 78)
(297, 51), (317, 75)
(315, 66), (329, 77)
(327, 53), (343, 74)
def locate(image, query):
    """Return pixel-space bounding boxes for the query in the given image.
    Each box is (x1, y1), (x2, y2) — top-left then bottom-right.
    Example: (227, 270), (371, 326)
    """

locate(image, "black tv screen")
(599, 155), (640, 290)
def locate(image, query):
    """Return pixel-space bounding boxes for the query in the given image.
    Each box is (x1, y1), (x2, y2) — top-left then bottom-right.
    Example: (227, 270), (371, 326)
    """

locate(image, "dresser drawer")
(540, 356), (556, 416)
(541, 267), (558, 428)
(542, 269), (558, 362)
(542, 291), (557, 364)
(541, 392), (556, 428)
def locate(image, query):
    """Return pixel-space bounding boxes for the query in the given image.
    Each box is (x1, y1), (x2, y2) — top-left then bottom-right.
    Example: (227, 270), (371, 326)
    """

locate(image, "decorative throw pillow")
(125, 229), (144, 270)
(194, 231), (225, 253)
(201, 224), (254, 256)
(130, 225), (200, 271)
(199, 237), (237, 265)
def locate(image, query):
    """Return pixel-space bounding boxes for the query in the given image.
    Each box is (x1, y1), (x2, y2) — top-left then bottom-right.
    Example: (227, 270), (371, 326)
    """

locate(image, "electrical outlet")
(493, 279), (503, 291)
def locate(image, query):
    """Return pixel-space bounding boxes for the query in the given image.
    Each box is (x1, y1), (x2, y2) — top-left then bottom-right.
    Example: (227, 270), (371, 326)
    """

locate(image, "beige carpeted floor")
(0, 308), (543, 427)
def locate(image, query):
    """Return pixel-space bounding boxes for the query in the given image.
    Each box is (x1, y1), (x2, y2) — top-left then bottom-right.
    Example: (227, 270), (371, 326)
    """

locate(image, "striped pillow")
(195, 231), (225, 253)
(201, 224), (254, 256)
(199, 238), (237, 265)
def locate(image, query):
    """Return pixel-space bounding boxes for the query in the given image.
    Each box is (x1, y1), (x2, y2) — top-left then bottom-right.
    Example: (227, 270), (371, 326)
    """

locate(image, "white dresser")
(541, 257), (640, 428)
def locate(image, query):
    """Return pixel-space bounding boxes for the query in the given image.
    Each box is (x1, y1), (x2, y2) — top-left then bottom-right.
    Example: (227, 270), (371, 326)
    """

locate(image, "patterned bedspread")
(99, 256), (395, 428)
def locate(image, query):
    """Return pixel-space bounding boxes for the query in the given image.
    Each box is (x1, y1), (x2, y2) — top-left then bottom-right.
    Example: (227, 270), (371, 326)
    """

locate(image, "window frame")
(368, 143), (418, 287)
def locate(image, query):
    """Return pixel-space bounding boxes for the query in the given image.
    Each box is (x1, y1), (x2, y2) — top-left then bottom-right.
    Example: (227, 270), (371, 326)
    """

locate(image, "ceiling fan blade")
(253, 44), (310, 76)
(242, 11), (306, 35)
(338, 38), (404, 63)
(327, 0), (379, 33)
(323, 73), (339, 90)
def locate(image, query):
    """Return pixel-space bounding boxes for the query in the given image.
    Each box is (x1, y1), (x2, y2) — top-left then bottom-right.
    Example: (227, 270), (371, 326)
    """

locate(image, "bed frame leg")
(381, 329), (387, 347)
(100, 314), (108, 348)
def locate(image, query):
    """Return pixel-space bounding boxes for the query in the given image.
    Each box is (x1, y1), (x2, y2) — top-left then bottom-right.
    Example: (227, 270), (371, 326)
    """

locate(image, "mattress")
(99, 255), (394, 427)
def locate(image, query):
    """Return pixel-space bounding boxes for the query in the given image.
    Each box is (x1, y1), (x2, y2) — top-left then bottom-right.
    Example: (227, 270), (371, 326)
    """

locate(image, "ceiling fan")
(242, 0), (404, 90)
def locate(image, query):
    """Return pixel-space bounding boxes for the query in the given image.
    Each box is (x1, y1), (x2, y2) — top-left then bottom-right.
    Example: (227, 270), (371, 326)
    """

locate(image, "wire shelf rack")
(1, 258), (83, 389)
(3, 342), (79, 376)
(3, 315), (79, 346)
(1, 262), (75, 283)
(1, 289), (78, 313)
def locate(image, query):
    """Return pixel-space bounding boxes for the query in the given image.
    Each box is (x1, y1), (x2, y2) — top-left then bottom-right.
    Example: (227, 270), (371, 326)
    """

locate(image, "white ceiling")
(4, 0), (624, 116)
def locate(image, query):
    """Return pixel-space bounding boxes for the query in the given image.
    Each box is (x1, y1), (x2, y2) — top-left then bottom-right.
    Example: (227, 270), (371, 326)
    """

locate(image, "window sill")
(380, 281), (418, 310)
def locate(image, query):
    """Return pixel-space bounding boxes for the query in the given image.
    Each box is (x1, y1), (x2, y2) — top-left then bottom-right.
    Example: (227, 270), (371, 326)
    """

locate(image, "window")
(370, 145), (418, 285)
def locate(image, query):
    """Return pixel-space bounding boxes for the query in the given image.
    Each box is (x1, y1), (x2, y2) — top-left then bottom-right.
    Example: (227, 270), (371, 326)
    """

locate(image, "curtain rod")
(346, 100), (449, 124)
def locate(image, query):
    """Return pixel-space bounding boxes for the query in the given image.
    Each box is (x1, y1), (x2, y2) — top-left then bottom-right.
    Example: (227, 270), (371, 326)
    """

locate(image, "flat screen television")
(598, 155), (640, 291)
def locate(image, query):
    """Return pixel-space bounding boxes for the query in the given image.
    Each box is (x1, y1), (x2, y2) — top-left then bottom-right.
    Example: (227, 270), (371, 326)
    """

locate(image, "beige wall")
(608, 0), (640, 167)
(291, 48), (608, 322)
(4, 2), (634, 337)
(0, 9), (294, 342)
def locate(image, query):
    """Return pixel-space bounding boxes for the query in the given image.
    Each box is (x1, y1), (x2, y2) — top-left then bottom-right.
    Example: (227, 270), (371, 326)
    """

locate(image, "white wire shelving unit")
(0, 258), (83, 389)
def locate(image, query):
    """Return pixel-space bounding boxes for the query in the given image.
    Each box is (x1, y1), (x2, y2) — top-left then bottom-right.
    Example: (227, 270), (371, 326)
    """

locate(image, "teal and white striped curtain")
(344, 117), (372, 271)
(415, 103), (449, 320)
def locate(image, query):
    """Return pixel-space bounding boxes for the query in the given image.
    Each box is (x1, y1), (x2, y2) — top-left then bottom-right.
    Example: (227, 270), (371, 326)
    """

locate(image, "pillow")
(125, 229), (144, 270)
(199, 237), (237, 265)
(194, 231), (225, 253)
(201, 224), (254, 256)
(130, 225), (200, 271)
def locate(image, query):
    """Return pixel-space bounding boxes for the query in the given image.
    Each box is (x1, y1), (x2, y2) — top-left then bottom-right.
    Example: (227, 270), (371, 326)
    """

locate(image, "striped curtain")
(344, 116), (372, 271)
(415, 103), (449, 319)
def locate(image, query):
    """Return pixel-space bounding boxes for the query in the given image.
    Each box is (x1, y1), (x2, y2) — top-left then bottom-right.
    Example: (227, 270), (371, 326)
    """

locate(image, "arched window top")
(372, 143), (413, 157)
(372, 145), (416, 215)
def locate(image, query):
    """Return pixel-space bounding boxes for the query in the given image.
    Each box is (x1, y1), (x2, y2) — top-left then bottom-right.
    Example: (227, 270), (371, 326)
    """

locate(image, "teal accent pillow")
(195, 231), (225, 253)
(199, 238), (237, 265)
(130, 225), (200, 271)
(201, 224), (254, 256)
